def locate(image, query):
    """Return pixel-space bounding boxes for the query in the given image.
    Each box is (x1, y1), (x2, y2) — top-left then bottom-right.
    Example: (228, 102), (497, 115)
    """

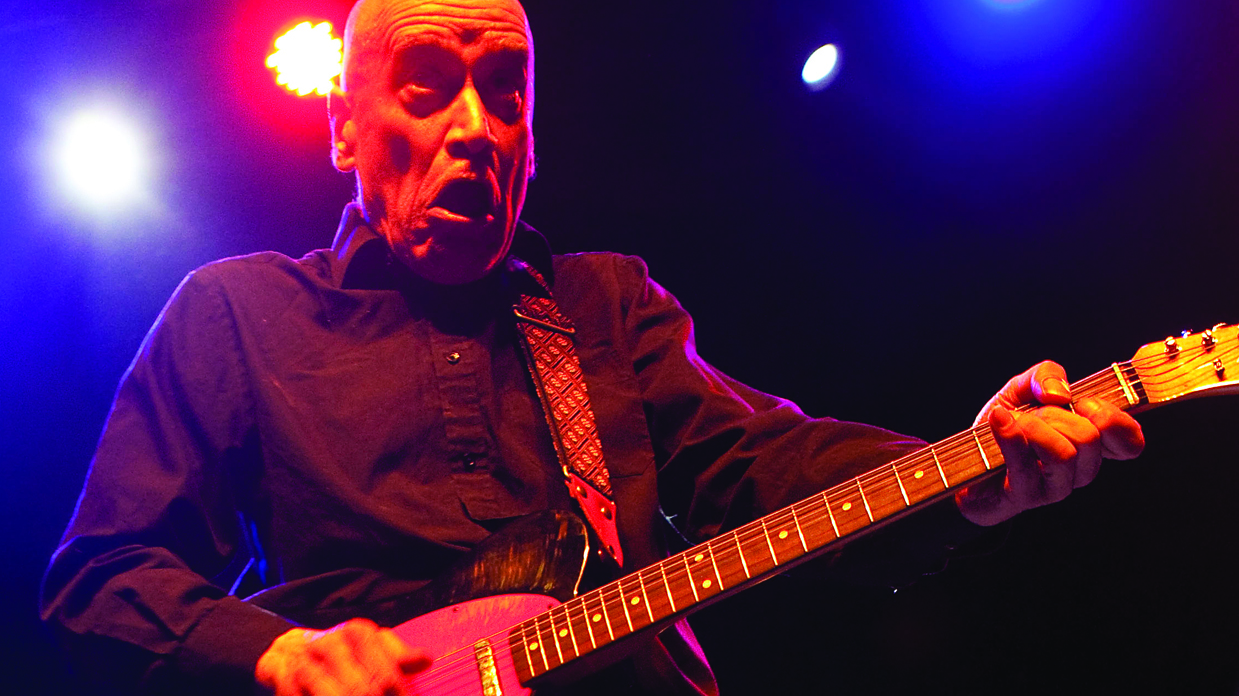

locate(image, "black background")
(2, 0), (1237, 693)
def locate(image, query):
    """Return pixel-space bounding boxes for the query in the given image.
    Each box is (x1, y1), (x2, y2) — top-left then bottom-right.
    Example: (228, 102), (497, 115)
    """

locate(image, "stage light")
(54, 108), (147, 211)
(266, 21), (342, 97)
(802, 44), (841, 90)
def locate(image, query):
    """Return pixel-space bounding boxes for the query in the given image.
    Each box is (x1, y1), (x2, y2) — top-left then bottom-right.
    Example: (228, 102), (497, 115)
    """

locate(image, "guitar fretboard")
(509, 362), (1143, 681)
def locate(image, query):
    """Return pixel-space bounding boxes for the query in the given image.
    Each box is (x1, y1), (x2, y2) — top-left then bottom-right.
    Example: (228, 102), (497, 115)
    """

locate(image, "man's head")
(331, 0), (534, 285)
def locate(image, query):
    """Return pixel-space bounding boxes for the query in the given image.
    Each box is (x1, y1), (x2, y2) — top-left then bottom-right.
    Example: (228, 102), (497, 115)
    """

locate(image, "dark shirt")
(42, 205), (955, 694)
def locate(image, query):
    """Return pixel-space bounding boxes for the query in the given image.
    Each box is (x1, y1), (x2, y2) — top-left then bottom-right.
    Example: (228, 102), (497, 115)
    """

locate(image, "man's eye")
(486, 71), (523, 96)
(398, 83), (434, 101)
(409, 68), (442, 89)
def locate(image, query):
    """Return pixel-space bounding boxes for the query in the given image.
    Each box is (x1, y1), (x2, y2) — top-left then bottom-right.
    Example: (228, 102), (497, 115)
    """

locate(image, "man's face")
(335, 0), (533, 285)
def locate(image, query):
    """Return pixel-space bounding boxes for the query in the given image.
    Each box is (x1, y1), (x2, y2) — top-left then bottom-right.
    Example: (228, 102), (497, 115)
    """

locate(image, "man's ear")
(328, 90), (357, 172)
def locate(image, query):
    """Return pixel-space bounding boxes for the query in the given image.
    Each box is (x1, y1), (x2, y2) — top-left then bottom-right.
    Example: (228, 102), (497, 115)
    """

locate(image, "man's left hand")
(955, 361), (1145, 526)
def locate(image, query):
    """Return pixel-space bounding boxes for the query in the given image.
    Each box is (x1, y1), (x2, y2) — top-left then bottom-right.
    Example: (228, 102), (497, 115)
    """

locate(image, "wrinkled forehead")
(368, 0), (529, 56)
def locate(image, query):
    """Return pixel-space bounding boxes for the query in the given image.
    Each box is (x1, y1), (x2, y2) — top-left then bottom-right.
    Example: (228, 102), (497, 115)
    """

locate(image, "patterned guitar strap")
(507, 257), (624, 567)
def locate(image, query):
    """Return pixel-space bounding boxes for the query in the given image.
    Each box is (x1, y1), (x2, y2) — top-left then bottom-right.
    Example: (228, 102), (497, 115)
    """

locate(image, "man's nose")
(445, 82), (494, 160)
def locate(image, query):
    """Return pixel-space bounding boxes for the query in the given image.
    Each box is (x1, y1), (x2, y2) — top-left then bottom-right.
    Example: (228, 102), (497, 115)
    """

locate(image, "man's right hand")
(256, 619), (432, 696)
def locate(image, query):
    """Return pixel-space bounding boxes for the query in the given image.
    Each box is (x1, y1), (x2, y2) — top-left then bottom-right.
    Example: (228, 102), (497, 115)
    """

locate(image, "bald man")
(42, 1), (1143, 695)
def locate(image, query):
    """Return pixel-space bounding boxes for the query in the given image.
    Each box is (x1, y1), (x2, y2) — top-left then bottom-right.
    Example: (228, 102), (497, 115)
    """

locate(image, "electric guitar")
(360, 325), (1239, 695)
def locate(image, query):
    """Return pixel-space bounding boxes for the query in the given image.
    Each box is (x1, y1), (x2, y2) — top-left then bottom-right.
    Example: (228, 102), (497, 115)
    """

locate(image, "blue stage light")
(802, 44), (841, 90)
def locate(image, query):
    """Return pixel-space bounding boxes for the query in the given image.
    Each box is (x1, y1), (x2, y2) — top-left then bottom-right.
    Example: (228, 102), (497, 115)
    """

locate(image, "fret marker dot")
(694, 553), (704, 562)
(530, 642), (539, 651)
(914, 470), (924, 479)
(558, 629), (568, 637)
(592, 614), (601, 622)
(842, 502), (852, 511)
(702, 579), (712, 589)
(778, 530), (788, 540)
(631, 597), (640, 605)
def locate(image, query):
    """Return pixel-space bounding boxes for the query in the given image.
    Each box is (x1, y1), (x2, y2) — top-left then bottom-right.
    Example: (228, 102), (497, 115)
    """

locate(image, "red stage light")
(266, 21), (342, 97)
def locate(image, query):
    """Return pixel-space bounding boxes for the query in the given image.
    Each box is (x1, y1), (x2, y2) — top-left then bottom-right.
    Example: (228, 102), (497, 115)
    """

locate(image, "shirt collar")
(328, 202), (555, 290)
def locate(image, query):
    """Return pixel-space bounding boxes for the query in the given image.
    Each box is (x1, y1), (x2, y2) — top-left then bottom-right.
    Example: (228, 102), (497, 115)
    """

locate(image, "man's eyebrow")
(385, 27), (529, 60)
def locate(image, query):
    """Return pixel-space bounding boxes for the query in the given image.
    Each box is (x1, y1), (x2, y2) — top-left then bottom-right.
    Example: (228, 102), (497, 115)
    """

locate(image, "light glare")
(266, 21), (343, 97)
(56, 109), (146, 210)
(802, 44), (841, 88)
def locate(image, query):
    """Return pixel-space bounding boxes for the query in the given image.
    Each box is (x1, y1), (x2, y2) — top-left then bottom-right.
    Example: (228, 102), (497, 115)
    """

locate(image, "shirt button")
(445, 351), (462, 364)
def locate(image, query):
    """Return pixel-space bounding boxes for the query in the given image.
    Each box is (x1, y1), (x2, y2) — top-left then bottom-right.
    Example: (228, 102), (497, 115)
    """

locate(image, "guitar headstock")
(1130, 323), (1239, 410)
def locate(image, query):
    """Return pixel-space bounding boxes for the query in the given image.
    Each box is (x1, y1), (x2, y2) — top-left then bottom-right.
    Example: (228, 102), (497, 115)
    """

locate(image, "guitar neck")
(509, 362), (1148, 682)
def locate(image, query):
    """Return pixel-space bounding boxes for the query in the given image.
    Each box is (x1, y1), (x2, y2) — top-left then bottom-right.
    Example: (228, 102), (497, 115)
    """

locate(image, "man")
(41, 0), (1144, 694)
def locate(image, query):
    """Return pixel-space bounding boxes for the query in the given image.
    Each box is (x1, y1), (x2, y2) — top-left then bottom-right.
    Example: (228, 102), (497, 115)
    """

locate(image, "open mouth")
(431, 179), (495, 220)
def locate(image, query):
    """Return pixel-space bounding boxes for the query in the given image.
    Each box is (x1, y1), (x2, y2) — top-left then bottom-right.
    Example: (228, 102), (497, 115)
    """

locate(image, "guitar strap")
(508, 257), (625, 567)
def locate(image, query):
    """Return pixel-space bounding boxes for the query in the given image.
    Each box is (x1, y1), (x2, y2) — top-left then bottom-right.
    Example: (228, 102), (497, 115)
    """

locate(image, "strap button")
(445, 351), (462, 364)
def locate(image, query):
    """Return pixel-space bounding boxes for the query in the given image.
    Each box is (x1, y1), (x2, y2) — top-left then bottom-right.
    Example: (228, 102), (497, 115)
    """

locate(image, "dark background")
(3, 0), (1238, 693)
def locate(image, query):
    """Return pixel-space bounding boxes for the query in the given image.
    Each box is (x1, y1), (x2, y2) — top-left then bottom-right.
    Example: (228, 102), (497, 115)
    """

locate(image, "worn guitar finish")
(379, 325), (1239, 695)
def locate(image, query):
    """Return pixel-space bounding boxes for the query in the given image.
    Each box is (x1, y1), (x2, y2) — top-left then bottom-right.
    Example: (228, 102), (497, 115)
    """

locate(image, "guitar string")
(390, 340), (1238, 687)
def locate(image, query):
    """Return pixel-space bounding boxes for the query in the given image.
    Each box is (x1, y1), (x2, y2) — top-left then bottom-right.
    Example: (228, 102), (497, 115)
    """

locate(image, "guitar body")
(394, 593), (557, 696)
(382, 510), (589, 695)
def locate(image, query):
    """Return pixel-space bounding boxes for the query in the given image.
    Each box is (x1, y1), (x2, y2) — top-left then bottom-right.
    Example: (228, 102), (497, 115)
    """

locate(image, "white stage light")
(55, 109), (147, 210)
(802, 44), (841, 90)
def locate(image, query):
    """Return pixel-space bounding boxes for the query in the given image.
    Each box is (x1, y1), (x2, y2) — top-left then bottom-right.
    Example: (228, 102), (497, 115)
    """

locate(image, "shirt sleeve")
(614, 255), (986, 585)
(40, 268), (294, 694)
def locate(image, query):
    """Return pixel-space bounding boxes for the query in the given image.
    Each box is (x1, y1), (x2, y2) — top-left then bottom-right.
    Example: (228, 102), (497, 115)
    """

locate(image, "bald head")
(342, 0), (533, 95)
(329, 0), (536, 285)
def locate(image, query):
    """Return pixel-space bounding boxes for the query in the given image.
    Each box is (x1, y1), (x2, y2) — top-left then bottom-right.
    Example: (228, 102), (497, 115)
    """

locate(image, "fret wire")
(891, 462), (910, 506)
(856, 478), (875, 522)
(822, 492), (841, 537)
(777, 507), (801, 534)
(811, 504), (840, 542)
(683, 554), (701, 602)
(789, 505), (809, 552)
(548, 610), (566, 665)
(759, 517), (780, 565)
(931, 445), (949, 488)
(601, 586), (623, 640)
(597, 589), (615, 642)
(638, 572), (656, 623)
(577, 596), (597, 650)
(705, 545), (724, 591)
(528, 614), (553, 673)
(518, 621), (538, 676)
(617, 581), (635, 633)
(534, 616), (550, 673)
(530, 609), (555, 663)
(973, 429), (992, 470)
(658, 558), (678, 613)
(733, 531), (752, 579)
(562, 604), (581, 658)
